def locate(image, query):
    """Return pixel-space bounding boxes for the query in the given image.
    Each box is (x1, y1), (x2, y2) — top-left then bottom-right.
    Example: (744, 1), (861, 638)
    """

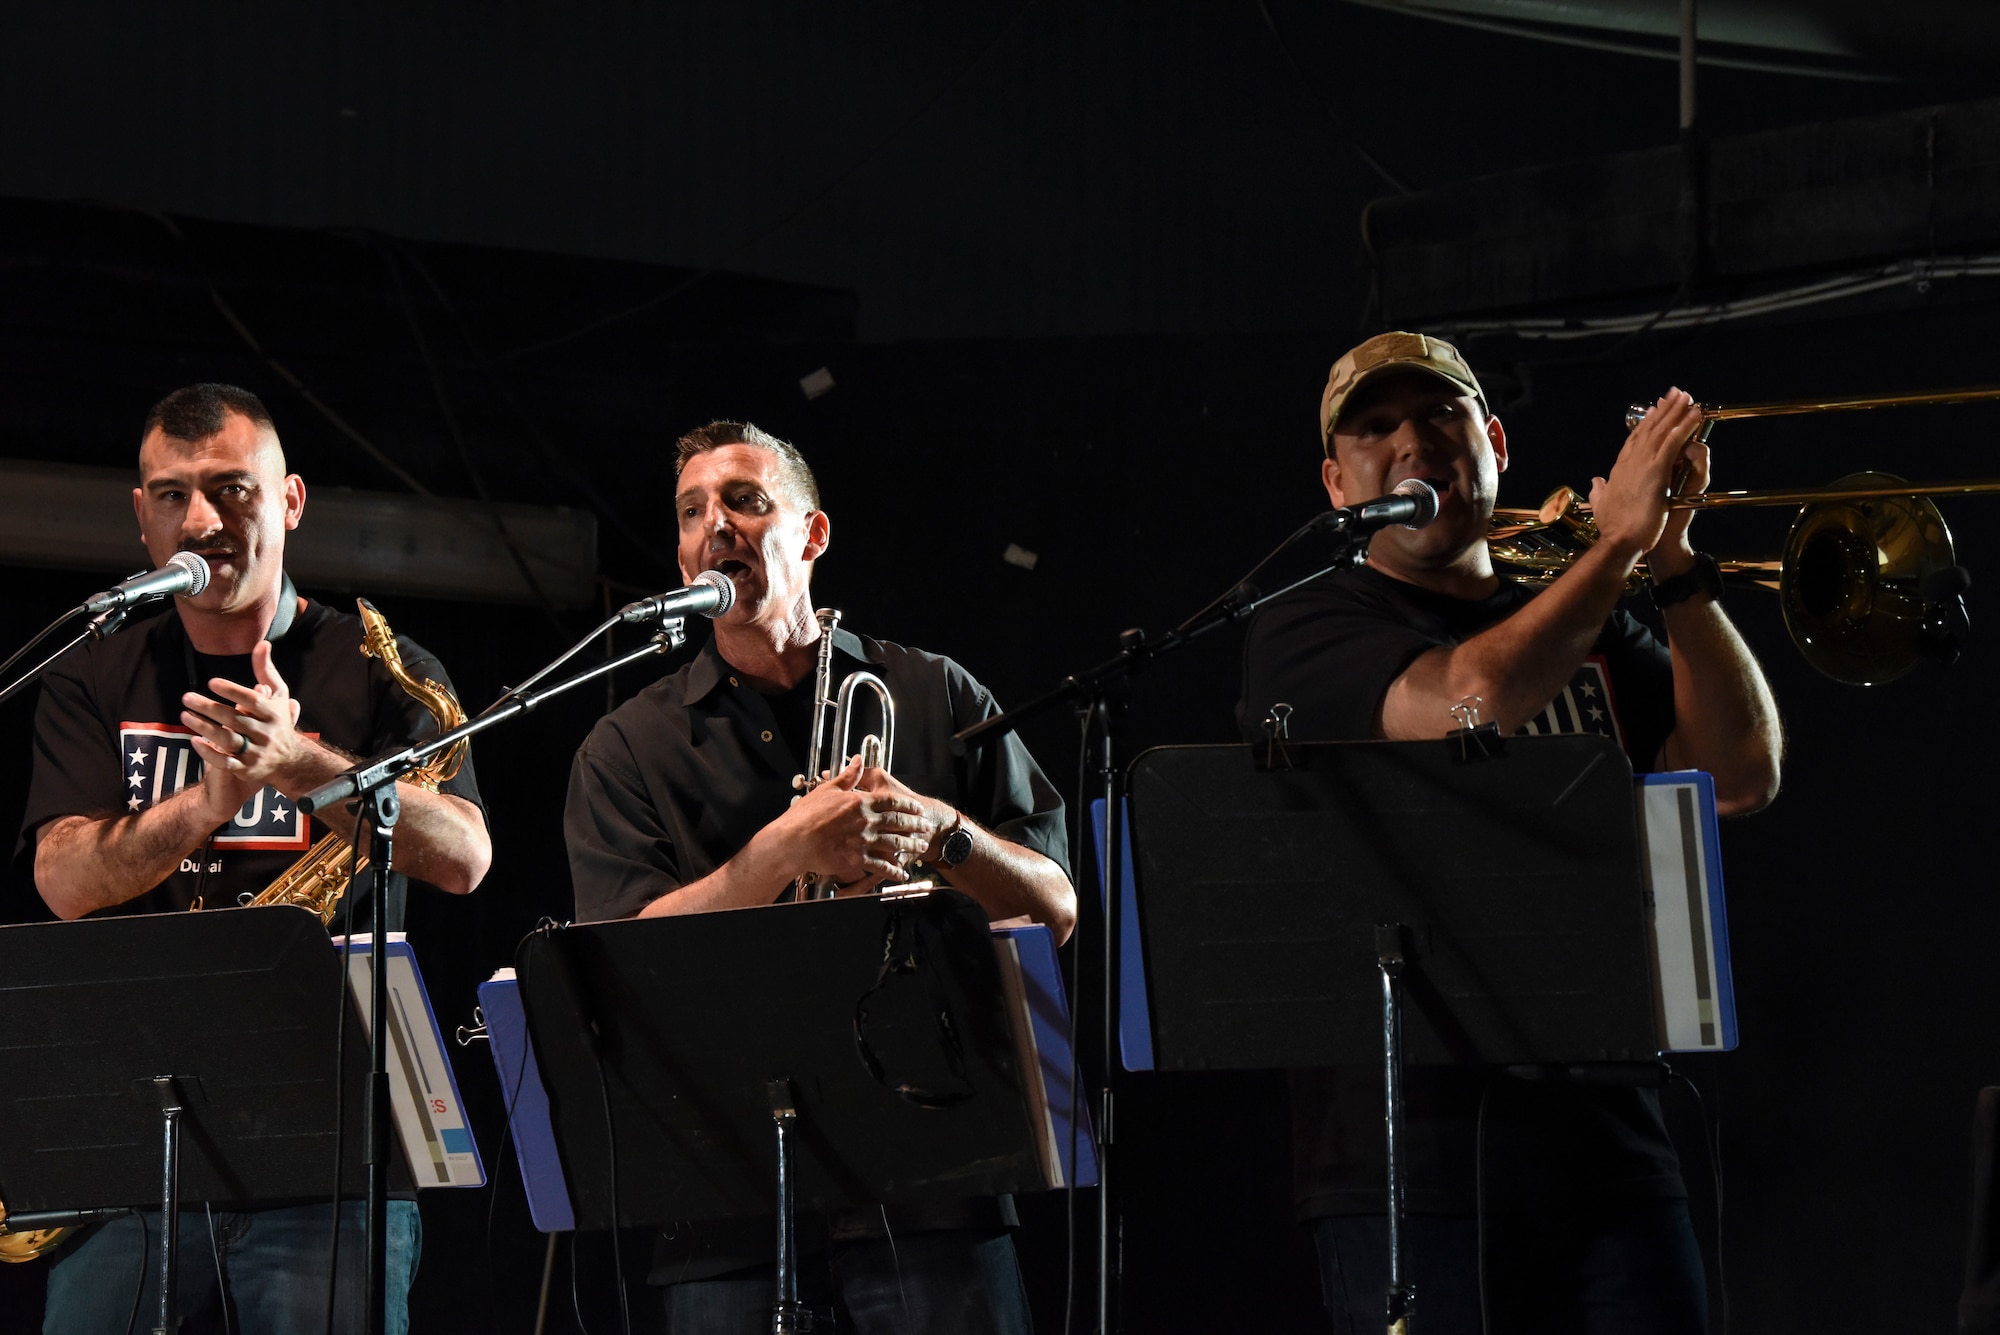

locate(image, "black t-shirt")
(19, 598), (483, 926)
(1238, 564), (1684, 1218)
(1238, 563), (1675, 758)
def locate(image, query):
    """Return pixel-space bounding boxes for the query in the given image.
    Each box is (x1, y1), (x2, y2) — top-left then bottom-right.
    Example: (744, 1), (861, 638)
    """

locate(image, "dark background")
(1, 3), (1999, 1331)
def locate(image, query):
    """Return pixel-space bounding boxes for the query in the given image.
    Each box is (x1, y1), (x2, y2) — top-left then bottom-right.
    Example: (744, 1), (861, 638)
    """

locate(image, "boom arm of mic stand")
(949, 559), (1349, 756)
(300, 623), (686, 815)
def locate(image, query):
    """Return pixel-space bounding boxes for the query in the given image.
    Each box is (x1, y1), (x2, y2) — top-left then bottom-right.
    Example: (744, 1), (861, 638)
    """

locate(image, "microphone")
(1314, 479), (1440, 536)
(81, 552), (211, 616)
(616, 569), (737, 624)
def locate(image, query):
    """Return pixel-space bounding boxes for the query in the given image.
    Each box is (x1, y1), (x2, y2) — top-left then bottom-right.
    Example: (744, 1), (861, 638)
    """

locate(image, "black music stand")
(0, 905), (410, 1335)
(516, 890), (1050, 1334)
(1125, 735), (1660, 1334)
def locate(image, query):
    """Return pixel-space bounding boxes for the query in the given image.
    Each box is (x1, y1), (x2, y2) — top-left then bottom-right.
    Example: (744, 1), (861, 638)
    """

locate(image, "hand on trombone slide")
(1590, 387), (1709, 579)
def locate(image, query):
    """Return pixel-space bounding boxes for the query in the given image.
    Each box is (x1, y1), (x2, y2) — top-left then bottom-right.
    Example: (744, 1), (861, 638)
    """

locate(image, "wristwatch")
(1651, 552), (1724, 610)
(935, 810), (973, 868)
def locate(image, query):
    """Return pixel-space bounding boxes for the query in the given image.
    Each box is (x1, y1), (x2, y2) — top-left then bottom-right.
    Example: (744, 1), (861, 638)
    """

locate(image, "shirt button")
(761, 730), (774, 742)
(730, 676), (740, 688)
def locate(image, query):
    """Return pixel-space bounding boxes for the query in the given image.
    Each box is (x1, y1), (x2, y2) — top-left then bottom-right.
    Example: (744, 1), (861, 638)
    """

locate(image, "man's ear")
(1321, 453), (1351, 509)
(1487, 414), (1508, 474)
(131, 486), (145, 538)
(803, 510), (830, 562)
(283, 475), (306, 530)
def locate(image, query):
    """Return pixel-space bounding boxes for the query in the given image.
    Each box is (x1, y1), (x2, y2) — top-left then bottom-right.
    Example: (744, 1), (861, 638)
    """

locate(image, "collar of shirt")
(683, 626), (886, 705)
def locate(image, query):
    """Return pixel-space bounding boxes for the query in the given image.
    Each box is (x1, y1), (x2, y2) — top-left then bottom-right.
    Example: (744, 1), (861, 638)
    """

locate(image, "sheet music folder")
(1124, 735), (1660, 1070)
(514, 890), (1071, 1230)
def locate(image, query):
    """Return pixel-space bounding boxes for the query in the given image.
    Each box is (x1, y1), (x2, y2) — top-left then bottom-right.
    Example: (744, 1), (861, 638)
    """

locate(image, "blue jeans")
(42, 1200), (420, 1335)
(661, 1228), (1032, 1335)
(1313, 1200), (1706, 1335)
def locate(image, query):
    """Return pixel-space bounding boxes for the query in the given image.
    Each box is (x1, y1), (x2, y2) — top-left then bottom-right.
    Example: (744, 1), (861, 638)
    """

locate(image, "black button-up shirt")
(566, 627), (1068, 923)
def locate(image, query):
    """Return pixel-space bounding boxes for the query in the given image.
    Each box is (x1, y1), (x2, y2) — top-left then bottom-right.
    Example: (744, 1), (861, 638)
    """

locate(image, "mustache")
(177, 535), (238, 557)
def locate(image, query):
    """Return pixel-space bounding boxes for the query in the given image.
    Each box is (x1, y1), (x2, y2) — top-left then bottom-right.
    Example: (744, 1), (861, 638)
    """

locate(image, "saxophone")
(237, 598), (469, 924)
(0, 602), (469, 1264)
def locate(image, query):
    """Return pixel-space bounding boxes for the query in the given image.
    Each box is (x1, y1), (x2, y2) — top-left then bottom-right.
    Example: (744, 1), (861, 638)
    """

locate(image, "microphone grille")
(692, 567), (736, 618)
(168, 550), (211, 596)
(1392, 478), (1440, 529)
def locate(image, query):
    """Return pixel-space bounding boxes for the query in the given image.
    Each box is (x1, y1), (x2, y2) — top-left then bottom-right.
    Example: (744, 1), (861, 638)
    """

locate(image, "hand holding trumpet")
(778, 755), (934, 889)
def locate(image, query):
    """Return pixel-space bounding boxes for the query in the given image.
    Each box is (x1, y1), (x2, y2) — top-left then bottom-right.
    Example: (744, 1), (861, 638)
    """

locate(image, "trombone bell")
(1781, 473), (1957, 687)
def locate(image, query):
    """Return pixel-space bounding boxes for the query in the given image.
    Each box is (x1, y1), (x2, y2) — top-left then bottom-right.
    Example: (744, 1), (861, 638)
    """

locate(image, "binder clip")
(1259, 702), (1299, 771)
(1448, 696), (1505, 762)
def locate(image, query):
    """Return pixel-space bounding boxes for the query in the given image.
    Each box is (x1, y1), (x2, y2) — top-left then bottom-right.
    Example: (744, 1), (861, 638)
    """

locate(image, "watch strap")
(1651, 552), (1724, 610)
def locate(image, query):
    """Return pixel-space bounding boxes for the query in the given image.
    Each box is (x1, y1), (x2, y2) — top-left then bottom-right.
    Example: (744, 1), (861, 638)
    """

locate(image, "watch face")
(940, 826), (974, 868)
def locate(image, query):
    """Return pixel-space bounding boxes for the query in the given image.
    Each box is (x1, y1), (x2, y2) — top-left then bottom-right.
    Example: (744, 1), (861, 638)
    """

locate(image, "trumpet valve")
(859, 735), (883, 769)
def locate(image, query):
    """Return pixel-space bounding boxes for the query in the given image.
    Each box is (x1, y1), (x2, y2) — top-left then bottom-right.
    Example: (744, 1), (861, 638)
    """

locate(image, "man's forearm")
(1382, 542), (1635, 738)
(35, 790), (232, 920)
(925, 818), (1077, 945)
(271, 742), (492, 896)
(1658, 599), (1783, 814)
(633, 824), (798, 918)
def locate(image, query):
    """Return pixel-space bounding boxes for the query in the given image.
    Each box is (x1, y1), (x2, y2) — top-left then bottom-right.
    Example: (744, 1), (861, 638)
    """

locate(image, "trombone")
(1487, 386), (2000, 686)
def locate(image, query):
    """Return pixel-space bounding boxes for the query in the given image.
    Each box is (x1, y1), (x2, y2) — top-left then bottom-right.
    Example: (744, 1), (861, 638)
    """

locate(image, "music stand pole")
(1376, 928), (1413, 1335)
(359, 784), (402, 1335)
(151, 1076), (185, 1335)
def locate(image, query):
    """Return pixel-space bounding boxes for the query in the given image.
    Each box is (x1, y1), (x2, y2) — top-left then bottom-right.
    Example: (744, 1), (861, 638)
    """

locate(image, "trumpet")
(789, 608), (897, 901)
(1489, 387), (2000, 686)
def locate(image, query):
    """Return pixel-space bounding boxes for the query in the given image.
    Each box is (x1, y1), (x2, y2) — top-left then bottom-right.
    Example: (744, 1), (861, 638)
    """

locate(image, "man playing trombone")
(1238, 332), (1782, 1334)
(565, 420), (1074, 1334)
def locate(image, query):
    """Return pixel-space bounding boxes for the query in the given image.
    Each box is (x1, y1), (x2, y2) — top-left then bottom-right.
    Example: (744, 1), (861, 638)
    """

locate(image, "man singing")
(21, 383), (491, 1334)
(566, 420), (1074, 1334)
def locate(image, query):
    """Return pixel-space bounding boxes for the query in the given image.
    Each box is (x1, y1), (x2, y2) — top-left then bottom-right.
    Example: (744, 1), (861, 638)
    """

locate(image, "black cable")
(390, 245), (685, 583)
(323, 833), (365, 1335)
(1475, 1077), (1495, 1335)
(483, 1022), (536, 1335)
(595, 1062), (633, 1335)
(0, 605), (87, 693)
(1062, 702), (1092, 1335)
(493, 1), (1039, 364)
(205, 1201), (233, 1335)
(1670, 1064), (1729, 1335)
(568, 1231), (592, 1335)
(371, 239), (573, 641)
(1253, 0), (1415, 196)
(125, 1208), (148, 1335)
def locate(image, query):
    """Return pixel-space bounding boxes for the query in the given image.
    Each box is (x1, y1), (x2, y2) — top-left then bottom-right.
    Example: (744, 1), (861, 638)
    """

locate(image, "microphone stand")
(951, 524), (1374, 1335)
(0, 606), (130, 707)
(299, 616), (690, 1335)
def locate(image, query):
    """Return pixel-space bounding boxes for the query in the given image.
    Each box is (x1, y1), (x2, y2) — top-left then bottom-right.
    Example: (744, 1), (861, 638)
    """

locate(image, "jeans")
(42, 1200), (421, 1335)
(1312, 1200), (1706, 1335)
(660, 1228), (1032, 1335)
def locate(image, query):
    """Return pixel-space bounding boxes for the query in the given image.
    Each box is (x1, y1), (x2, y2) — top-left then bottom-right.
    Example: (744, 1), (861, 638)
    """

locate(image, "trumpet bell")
(1781, 472), (1956, 687)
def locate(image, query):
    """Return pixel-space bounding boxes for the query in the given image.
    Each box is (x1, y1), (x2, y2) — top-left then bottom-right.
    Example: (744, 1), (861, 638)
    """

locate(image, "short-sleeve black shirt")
(18, 598), (483, 925)
(563, 627), (1069, 1280)
(565, 627), (1069, 922)
(1238, 565), (1685, 1218)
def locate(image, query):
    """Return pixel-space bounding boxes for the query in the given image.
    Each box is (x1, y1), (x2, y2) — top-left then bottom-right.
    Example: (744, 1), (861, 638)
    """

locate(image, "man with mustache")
(1239, 333), (1781, 1334)
(565, 420), (1074, 1334)
(20, 382), (491, 1334)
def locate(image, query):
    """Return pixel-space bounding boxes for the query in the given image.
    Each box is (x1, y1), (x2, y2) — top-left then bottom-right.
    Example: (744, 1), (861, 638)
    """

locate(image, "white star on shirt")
(129, 746), (147, 765)
(271, 804), (289, 823)
(127, 796), (143, 811)
(1580, 682), (1598, 698)
(128, 772), (144, 789)
(1587, 706), (1604, 721)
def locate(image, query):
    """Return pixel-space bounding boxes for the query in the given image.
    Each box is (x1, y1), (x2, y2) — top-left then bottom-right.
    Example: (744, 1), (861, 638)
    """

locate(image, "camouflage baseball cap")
(1320, 331), (1487, 454)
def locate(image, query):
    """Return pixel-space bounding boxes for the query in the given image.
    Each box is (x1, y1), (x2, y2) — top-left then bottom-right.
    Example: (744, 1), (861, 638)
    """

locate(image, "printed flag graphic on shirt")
(119, 722), (315, 852)
(1515, 656), (1624, 751)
